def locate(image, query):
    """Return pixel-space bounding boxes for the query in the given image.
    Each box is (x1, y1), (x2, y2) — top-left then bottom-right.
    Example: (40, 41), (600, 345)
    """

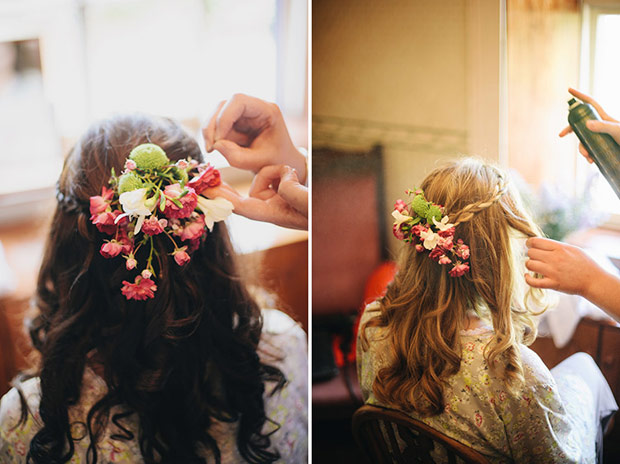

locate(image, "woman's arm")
(525, 237), (620, 322)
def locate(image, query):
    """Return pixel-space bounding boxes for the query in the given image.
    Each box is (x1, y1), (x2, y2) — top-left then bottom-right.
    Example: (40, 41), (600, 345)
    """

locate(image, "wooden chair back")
(352, 404), (491, 464)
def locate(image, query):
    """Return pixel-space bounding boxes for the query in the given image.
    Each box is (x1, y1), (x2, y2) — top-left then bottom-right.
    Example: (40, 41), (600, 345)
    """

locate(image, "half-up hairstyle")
(17, 114), (285, 463)
(361, 158), (549, 417)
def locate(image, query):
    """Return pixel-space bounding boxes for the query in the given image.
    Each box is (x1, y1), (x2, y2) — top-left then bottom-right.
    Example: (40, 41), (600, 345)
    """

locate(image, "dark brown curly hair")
(15, 114), (285, 463)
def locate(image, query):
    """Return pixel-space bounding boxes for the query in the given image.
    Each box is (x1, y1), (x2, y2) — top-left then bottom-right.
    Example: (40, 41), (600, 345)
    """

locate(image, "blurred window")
(583, 5), (620, 223)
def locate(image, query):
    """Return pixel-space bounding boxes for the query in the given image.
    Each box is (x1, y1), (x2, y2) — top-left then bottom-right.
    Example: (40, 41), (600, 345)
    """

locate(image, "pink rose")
(100, 240), (123, 258)
(393, 199), (408, 214)
(89, 196), (109, 215)
(125, 159), (137, 171)
(438, 235), (453, 250)
(141, 269), (152, 279)
(449, 262), (470, 277)
(163, 184), (198, 219)
(91, 210), (122, 235)
(429, 247), (443, 261)
(392, 223), (405, 240)
(460, 245), (470, 260)
(179, 216), (206, 242)
(142, 217), (166, 235)
(126, 256), (137, 270)
(411, 225), (427, 238)
(438, 227), (455, 238)
(121, 276), (157, 300)
(173, 248), (191, 266)
(438, 255), (452, 265)
(187, 164), (221, 194)
(415, 244), (424, 253)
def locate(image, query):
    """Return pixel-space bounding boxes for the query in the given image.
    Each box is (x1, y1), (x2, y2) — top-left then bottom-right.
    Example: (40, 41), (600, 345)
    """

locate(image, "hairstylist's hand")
(525, 237), (620, 321)
(203, 175), (308, 231)
(203, 94), (307, 184)
(559, 88), (620, 163)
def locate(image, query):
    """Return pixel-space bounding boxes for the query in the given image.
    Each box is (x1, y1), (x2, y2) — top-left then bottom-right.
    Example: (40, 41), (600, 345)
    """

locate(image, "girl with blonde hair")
(358, 158), (616, 463)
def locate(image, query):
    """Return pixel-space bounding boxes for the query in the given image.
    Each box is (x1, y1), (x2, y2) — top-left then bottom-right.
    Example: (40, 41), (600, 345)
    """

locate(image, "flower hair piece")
(392, 188), (470, 277)
(89, 143), (234, 300)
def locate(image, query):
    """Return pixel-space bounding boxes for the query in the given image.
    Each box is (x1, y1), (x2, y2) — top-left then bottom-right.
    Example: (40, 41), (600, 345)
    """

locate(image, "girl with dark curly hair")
(0, 114), (307, 463)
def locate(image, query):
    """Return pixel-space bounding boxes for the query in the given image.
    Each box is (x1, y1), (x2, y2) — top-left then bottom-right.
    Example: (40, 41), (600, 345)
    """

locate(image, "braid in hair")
(451, 173), (508, 226)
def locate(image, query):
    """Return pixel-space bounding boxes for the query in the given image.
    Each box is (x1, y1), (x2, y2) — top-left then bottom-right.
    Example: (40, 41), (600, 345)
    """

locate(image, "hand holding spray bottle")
(567, 96), (620, 199)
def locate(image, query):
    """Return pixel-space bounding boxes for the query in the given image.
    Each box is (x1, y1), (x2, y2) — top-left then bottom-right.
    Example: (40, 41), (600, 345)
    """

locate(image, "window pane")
(591, 13), (620, 212)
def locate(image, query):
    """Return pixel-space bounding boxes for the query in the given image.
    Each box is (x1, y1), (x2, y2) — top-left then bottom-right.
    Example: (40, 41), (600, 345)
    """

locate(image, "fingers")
(249, 165), (283, 200)
(203, 100), (226, 152)
(568, 87), (618, 122)
(586, 119), (620, 145)
(525, 237), (558, 251)
(213, 139), (264, 172)
(559, 125), (573, 137)
(578, 143), (594, 163)
(524, 273), (557, 290)
(278, 166), (308, 217)
(215, 93), (273, 141)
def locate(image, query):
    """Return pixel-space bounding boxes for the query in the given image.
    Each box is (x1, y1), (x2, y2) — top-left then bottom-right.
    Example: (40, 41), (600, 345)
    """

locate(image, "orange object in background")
(362, 261), (398, 307)
(336, 261), (398, 367)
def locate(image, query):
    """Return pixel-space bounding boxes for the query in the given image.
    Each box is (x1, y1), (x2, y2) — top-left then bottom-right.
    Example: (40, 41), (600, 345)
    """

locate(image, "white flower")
(432, 215), (454, 231)
(420, 228), (440, 250)
(196, 196), (234, 231)
(118, 188), (154, 234)
(392, 209), (412, 227)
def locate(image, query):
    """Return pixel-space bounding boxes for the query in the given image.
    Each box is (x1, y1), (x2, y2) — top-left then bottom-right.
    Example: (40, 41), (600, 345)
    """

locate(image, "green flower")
(129, 143), (170, 170)
(427, 205), (443, 222)
(118, 172), (145, 194)
(411, 194), (429, 218)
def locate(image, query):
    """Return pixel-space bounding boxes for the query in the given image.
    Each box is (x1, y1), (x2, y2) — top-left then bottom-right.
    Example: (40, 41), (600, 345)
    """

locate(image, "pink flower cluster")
(391, 196), (471, 278)
(89, 159), (224, 301)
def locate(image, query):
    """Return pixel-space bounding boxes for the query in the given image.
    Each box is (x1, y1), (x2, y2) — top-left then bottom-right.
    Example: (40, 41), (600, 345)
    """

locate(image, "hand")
(203, 176), (308, 230)
(559, 88), (620, 163)
(525, 237), (603, 296)
(203, 94), (307, 184)
(249, 165), (308, 217)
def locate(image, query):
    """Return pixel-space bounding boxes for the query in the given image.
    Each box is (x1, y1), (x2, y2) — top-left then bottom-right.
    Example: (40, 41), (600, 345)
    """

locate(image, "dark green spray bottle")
(567, 98), (620, 199)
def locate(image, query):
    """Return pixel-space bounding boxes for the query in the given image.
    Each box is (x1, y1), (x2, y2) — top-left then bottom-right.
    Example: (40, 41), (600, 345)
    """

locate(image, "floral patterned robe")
(0, 309), (307, 463)
(357, 302), (617, 463)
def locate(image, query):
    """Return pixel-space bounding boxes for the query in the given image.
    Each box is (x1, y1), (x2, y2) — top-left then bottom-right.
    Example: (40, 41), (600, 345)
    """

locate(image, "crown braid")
(451, 174), (508, 226)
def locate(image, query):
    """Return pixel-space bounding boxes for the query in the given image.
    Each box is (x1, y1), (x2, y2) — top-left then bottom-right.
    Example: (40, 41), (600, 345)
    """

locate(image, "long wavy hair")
(15, 114), (285, 463)
(361, 158), (549, 417)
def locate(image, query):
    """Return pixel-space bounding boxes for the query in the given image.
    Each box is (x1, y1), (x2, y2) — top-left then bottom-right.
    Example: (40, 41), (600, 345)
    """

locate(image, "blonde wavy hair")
(361, 158), (550, 417)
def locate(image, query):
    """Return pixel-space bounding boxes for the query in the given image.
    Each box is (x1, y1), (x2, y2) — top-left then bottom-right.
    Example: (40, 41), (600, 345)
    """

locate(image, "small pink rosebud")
(125, 159), (137, 171)
(126, 256), (137, 270)
(158, 218), (168, 228)
(173, 248), (191, 266)
(141, 269), (152, 279)
(100, 241), (123, 258)
(176, 159), (189, 169)
(415, 244), (424, 253)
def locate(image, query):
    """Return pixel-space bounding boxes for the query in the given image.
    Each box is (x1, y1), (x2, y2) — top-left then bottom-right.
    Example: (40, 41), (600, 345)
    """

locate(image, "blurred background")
(311, 0), (620, 462)
(0, 0), (308, 397)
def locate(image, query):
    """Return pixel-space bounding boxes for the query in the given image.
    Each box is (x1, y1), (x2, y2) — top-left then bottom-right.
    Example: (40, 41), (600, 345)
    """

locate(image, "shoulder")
(259, 309), (308, 462)
(0, 377), (42, 461)
(518, 344), (557, 388)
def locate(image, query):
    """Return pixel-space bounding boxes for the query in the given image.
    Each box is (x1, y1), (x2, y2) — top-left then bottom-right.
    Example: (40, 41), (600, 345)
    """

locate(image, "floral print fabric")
(357, 303), (616, 463)
(0, 309), (307, 463)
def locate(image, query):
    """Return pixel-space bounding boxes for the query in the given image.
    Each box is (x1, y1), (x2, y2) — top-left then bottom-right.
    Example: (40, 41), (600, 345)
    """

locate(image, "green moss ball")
(118, 172), (145, 194)
(129, 143), (170, 170)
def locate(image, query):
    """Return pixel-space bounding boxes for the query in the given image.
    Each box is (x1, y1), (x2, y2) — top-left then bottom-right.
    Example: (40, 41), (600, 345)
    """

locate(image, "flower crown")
(89, 143), (234, 300)
(392, 189), (470, 277)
